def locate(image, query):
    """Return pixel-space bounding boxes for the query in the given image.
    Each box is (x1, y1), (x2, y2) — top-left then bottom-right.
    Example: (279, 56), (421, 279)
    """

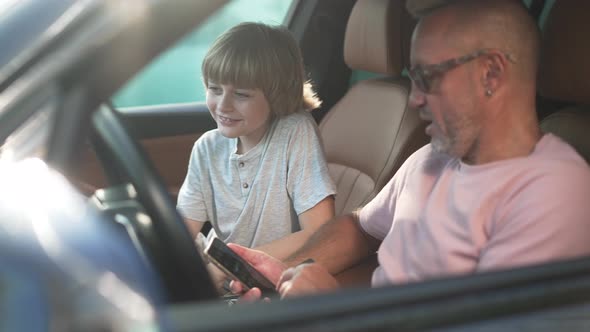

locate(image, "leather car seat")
(538, 1), (590, 163)
(320, 0), (428, 215)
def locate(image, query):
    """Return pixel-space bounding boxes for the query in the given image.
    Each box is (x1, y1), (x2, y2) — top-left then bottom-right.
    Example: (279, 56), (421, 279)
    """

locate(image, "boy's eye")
(208, 86), (222, 94)
(234, 91), (251, 98)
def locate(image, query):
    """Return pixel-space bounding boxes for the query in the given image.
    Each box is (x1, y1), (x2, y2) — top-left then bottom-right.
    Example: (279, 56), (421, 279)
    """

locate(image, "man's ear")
(481, 52), (507, 96)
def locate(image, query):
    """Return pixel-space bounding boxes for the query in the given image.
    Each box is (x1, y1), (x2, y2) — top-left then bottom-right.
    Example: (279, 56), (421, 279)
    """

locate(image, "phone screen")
(205, 238), (276, 294)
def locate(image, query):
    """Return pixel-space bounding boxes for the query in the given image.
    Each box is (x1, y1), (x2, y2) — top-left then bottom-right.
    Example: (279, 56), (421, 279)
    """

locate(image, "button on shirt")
(231, 155), (256, 195)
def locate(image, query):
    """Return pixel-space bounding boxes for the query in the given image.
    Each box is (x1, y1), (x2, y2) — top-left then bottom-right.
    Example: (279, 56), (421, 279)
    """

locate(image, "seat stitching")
(371, 82), (410, 195)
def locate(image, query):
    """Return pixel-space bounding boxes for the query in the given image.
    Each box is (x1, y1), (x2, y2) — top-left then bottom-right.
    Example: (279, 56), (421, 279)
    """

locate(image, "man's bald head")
(414, 0), (540, 83)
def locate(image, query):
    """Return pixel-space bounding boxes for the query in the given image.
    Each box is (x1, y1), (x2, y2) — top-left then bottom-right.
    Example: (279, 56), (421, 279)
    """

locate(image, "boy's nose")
(217, 94), (234, 111)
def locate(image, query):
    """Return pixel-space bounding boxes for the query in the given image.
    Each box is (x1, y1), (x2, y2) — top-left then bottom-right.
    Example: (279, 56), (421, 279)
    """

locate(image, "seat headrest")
(538, 1), (590, 105)
(343, 0), (415, 75)
(540, 106), (590, 164)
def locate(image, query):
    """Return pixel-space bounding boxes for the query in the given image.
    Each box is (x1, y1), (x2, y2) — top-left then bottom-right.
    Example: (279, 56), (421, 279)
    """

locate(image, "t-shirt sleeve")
(176, 141), (208, 222)
(358, 174), (398, 240)
(286, 115), (337, 215)
(358, 146), (428, 240)
(478, 165), (590, 271)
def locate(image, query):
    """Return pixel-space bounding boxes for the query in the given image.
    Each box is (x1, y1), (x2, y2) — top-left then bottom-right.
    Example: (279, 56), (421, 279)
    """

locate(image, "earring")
(485, 89), (493, 97)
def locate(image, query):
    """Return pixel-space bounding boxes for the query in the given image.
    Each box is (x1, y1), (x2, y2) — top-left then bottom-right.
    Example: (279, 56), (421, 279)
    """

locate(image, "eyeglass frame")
(407, 49), (516, 93)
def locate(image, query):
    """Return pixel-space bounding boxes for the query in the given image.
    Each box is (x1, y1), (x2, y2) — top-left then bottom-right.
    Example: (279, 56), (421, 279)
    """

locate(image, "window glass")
(538, 0), (556, 29)
(349, 70), (383, 86)
(113, 0), (293, 107)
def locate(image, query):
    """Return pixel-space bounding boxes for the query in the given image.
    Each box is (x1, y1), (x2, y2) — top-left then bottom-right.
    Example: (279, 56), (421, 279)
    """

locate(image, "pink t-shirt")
(359, 134), (590, 287)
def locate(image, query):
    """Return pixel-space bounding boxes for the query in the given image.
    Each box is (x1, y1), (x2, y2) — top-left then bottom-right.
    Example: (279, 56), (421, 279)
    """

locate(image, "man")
(231, 0), (590, 300)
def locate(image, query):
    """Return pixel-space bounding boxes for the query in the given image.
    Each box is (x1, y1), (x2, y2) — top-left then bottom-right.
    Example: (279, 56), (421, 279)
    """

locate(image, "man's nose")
(408, 84), (426, 111)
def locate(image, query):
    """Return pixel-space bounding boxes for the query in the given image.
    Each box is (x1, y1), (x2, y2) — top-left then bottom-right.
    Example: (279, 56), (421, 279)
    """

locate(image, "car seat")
(538, 1), (590, 163)
(320, 0), (428, 215)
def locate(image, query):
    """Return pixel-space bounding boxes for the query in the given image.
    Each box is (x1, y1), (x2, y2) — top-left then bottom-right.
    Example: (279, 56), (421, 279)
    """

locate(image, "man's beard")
(431, 134), (453, 155)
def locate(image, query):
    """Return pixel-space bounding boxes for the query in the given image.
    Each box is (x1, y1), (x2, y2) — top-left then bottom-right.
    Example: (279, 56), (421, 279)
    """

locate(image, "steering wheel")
(91, 104), (217, 303)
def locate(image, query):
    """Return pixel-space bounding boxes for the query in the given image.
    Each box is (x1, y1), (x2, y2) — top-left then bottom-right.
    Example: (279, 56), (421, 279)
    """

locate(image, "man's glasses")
(407, 49), (516, 93)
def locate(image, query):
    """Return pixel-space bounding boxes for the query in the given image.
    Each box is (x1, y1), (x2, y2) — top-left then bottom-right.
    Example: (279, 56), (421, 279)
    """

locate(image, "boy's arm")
(254, 196), (335, 260)
(184, 218), (205, 240)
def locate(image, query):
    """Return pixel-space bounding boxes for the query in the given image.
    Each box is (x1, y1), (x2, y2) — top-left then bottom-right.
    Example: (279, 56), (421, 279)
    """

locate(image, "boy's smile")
(206, 82), (272, 154)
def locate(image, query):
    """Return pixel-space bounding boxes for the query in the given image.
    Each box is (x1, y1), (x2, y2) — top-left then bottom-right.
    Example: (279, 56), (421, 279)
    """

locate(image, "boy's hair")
(202, 22), (321, 116)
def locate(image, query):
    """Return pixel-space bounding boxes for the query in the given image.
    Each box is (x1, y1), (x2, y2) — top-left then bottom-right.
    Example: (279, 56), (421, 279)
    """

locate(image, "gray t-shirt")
(177, 111), (336, 247)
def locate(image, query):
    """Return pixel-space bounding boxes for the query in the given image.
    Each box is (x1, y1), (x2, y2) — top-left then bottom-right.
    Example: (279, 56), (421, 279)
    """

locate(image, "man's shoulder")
(522, 134), (590, 182)
(504, 134), (590, 196)
(535, 133), (588, 166)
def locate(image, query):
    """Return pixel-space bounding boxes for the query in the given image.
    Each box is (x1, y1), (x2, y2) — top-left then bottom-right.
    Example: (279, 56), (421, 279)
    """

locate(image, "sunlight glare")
(0, 0), (20, 18)
(0, 158), (84, 221)
(97, 271), (156, 322)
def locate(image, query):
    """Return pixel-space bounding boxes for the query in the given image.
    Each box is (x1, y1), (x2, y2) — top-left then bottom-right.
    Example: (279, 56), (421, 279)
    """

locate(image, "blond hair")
(202, 22), (321, 116)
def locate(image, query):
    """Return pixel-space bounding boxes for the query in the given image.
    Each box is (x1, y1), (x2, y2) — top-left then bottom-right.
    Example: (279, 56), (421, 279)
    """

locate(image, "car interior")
(154, 1), (590, 330)
(73, 0), (590, 294)
(4, 0), (590, 330)
(537, 0), (590, 163)
(319, 0), (427, 216)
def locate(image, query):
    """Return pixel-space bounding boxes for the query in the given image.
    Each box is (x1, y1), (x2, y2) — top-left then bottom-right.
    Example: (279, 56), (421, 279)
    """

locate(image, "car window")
(112, 0), (293, 108)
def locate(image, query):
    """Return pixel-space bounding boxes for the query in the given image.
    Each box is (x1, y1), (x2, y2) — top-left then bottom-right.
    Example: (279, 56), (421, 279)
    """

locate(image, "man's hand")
(227, 243), (287, 301)
(277, 262), (339, 298)
(229, 244), (339, 301)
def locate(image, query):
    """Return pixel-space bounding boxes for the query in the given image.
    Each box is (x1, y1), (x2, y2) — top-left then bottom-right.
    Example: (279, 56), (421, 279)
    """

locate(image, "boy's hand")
(206, 262), (229, 293)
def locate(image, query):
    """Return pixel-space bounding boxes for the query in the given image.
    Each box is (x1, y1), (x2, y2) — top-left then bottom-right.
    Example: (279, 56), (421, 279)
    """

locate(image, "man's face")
(408, 24), (483, 159)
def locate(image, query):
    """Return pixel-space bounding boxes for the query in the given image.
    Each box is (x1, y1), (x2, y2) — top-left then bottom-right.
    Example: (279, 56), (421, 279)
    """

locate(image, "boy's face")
(206, 82), (272, 153)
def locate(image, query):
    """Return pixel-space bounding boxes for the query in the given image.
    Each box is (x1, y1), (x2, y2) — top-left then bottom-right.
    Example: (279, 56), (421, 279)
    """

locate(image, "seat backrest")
(538, 1), (590, 163)
(319, 0), (427, 215)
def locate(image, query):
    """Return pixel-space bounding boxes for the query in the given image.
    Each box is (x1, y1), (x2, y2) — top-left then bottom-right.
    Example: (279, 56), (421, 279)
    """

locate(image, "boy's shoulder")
(196, 128), (221, 143)
(194, 129), (231, 151)
(275, 110), (316, 131)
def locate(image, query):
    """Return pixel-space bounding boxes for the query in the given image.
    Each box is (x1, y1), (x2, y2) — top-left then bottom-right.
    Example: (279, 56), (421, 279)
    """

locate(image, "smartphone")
(204, 238), (276, 295)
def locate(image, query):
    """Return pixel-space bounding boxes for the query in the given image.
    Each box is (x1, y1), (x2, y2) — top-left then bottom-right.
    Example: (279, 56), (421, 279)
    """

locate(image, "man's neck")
(462, 104), (542, 165)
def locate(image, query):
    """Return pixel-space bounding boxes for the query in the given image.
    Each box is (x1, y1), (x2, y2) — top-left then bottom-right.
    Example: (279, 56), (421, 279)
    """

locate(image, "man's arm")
(284, 211), (381, 274)
(230, 213), (380, 300)
(254, 196), (335, 260)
